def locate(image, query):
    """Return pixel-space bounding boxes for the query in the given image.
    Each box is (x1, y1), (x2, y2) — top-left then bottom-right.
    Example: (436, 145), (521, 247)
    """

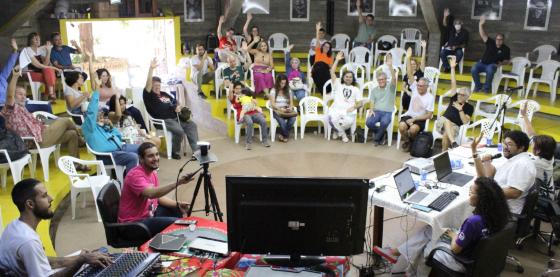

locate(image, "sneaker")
(263, 141), (271, 147)
(373, 141), (381, 147)
(198, 92), (207, 99)
(171, 154), (181, 160)
(245, 143), (252, 150)
(342, 134), (349, 143)
(451, 142), (459, 148)
(401, 141), (410, 152)
(373, 246), (398, 264)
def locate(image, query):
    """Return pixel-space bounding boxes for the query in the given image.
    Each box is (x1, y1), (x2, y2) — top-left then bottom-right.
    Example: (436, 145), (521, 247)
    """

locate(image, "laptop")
(433, 151), (473, 187)
(188, 237), (229, 255)
(393, 167), (442, 206)
(149, 233), (188, 252)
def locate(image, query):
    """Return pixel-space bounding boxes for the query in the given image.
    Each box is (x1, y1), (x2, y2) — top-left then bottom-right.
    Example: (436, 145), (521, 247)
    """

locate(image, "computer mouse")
(450, 190), (459, 196)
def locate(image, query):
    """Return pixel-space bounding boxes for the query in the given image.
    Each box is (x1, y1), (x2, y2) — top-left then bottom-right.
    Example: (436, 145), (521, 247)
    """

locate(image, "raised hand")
(150, 57), (158, 69)
(10, 38), (18, 51)
(420, 40), (427, 49)
(520, 101), (528, 117)
(288, 44), (295, 51)
(471, 132), (484, 153)
(12, 65), (21, 76)
(247, 12), (252, 21)
(449, 55), (457, 68)
(335, 51), (345, 61)
(315, 22), (322, 31)
(385, 53), (393, 65)
(219, 15), (225, 24)
(45, 41), (53, 50)
(443, 8), (450, 17)
(479, 15), (486, 25)
(70, 40), (79, 47)
(356, 0), (361, 9)
(406, 47), (413, 58)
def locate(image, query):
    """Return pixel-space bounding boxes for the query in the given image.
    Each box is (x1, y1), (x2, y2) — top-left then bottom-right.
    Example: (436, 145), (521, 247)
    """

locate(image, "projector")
(404, 158), (435, 175)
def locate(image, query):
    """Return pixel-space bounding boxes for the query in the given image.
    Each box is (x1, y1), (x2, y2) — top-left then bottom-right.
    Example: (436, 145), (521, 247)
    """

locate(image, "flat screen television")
(226, 176), (368, 262)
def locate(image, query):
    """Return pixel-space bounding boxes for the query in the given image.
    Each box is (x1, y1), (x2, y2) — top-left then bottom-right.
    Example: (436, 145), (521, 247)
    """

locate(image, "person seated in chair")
(118, 142), (194, 235)
(216, 15), (238, 62)
(309, 27), (328, 65)
(328, 52), (363, 143)
(440, 8), (468, 72)
(373, 177), (510, 275)
(366, 54), (396, 146)
(472, 130), (536, 215)
(435, 56), (473, 151)
(190, 43), (215, 99)
(402, 43), (426, 113)
(285, 44), (308, 100)
(223, 50), (250, 85)
(0, 178), (111, 276)
(144, 58), (199, 160)
(398, 77), (434, 152)
(50, 32), (82, 70)
(353, 0), (376, 49)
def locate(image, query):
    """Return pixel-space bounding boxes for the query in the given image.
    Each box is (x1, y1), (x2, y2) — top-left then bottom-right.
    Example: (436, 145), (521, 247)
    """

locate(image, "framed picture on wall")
(290, 0), (309, 21)
(524, 0), (551, 31)
(389, 0), (417, 17)
(348, 0), (375, 16)
(184, 0), (204, 22)
(242, 0), (270, 14)
(471, 0), (503, 20)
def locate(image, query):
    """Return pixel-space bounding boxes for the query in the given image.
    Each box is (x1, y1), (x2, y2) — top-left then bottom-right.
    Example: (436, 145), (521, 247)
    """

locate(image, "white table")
(370, 146), (504, 246)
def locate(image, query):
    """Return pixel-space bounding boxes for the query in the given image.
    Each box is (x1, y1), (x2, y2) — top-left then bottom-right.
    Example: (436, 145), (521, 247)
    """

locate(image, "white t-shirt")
(403, 90), (434, 118)
(19, 46), (48, 70)
(533, 156), (555, 199)
(330, 80), (362, 115)
(190, 55), (213, 80)
(0, 220), (53, 276)
(494, 152), (537, 214)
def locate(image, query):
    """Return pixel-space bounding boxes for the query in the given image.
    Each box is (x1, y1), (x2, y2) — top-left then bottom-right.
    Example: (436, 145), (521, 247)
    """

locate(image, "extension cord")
(359, 266), (375, 277)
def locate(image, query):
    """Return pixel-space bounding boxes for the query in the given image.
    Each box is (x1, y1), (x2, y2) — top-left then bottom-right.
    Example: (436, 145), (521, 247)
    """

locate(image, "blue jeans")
(366, 111), (392, 143)
(471, 62), (497, 92)
(138, 205), (182, 235)
(273, 112), (296, 138)
(440, 48), (464, 70)
(112, 143), (139, 173)
(292, 89), (306, 100)
(241, 113), (269, 144)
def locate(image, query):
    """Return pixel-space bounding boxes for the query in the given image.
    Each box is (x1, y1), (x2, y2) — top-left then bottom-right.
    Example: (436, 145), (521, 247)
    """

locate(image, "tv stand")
(263, 254), (326, 268)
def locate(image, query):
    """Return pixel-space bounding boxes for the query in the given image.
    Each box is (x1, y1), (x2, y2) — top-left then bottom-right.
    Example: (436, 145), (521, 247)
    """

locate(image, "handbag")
(178, 107), (192, 122)
(276, 107), (298, 118)
(289, 77), (305, 91)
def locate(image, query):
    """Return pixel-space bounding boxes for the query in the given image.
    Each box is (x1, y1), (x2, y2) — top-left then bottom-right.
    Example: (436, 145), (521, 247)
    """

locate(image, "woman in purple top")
(285, 44), (307, 100)
(374, 177), (510, 274)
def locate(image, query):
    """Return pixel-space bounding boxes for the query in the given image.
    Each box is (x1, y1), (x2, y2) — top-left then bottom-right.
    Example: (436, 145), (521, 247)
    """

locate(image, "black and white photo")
(524, 0), (551, 31)
(471, 0), (503, 20)
(348, 0), (375, 16)
(389, 0), (417, 17)
(184, 0), (204, 22)
(290, 0), (309, 22)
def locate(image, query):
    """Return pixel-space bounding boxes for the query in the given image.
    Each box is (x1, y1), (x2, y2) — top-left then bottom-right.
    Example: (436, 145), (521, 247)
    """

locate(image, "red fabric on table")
(234, 254), (350, 277)
(138, 216), (241, 276)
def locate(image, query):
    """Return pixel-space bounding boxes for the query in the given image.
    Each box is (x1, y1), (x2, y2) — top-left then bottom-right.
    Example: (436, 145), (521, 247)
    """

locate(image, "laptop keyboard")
(428, 192), (458, 211)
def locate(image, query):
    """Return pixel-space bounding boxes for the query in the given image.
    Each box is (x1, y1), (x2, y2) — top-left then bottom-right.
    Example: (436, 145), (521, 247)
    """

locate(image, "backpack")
(410, 132), (433, 158)
(377, 40), (394, 51)
(0, 130), (29, 163)
(206, 33), (219, 52)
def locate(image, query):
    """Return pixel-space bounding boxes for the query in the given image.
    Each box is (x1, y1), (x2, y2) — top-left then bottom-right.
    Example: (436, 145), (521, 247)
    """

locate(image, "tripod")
(186, 162), (223, 222)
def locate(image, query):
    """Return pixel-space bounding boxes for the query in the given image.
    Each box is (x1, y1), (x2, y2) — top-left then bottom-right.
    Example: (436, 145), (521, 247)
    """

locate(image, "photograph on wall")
(524, 0), (551, 30)
(389, 0), (417, 17)
(290, 0), (310, 21)
(184, 0), (204, 22)
(243, 0), (270, 14)
(471, 0), (503, 20)
(348, 0), (375, 16)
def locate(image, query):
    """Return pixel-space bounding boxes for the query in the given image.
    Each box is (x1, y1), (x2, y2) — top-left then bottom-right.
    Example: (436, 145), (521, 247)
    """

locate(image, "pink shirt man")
(118, 165), (159, 222)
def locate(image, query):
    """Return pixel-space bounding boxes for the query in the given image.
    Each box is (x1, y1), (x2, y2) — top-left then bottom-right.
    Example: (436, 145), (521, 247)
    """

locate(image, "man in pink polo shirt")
(118, 142), (193, 235)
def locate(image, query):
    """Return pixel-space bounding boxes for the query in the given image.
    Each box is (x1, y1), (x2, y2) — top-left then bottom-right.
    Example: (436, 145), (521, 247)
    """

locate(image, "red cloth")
(230, 95), (257, 122)
(118, 166), (159, 223)
(1, 104), (45, 142)
(29, 67), (56, 87)
(219, 37), (237, 51)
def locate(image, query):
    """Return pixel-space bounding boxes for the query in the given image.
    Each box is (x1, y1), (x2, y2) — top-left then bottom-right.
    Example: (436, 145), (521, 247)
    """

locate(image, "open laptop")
(393, 167), (442, 206)
(433, 151), (473, 187)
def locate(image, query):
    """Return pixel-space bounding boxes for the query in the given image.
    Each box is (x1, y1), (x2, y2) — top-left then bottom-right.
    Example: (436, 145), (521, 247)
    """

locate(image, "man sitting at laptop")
(118, 142), (194, 235)
(471, 130), (536, 214)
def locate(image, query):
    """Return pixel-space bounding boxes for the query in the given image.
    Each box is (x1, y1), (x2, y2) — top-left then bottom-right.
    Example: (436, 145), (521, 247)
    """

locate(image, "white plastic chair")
(525, 60), (560, 103)
(327, 110), (357, 142)
(268, 33), (290, 54)
(503, 100), (540, 133)
(466, 118), (502, 144)
(214, 63), (229, 99)
(400, 28), (422, 55)
(387, 48), (407, 79)
(423, 67), (440, 95)
(470, 65), (502, 95)
(265, 100), (298, 142)
(494, 57), (531, 97)
(25, 71), (42, 101)
(472, 94), (513, 122)
(363, 106), (397, 146)
(147, 115), (174, 159)
(299, 96), (328, 139)
(22, 136), (60, 182)
(231, 107), (263, 144)
(374, 35), (398, 67)
(0, 151), (31, 190)
(331, 33), (351, 61)
(249, 64), (276, 93)
(438, 47), (466, 74)
(322, 79), (333, 103)
(395, 92), (434, 149)
(349, 46), (373, 80)
(526, 45), (557, 64)
(339, 63), (366, 88)
(85, 143), (125, 185)
(58, 156), (110, 222)
(232, 35), (245, 49)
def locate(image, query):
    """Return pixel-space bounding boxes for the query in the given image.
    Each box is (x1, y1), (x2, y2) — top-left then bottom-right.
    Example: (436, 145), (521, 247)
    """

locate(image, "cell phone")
(175, 219), (197, 225)
(411, 204), (432, 213)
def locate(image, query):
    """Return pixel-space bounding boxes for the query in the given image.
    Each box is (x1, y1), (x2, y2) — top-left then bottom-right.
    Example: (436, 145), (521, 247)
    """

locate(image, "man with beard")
(471, 130), (537, 215)
(0, 179), (111, 276)
(118, 142), (194, 235)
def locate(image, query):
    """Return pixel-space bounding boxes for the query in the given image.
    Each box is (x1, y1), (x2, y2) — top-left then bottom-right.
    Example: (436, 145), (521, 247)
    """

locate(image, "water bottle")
(497, 143), (503, 152)
(486, 137), (492, 146)
(420, 169), (427, 186)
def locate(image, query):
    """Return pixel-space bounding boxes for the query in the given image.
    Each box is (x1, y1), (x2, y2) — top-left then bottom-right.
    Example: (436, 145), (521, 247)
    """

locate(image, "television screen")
(226, 176), (368, 257)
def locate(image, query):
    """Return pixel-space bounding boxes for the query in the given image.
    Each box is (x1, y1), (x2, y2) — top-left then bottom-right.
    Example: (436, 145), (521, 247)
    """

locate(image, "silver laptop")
(188, 237), (229, 255)
(393, 167), (442, 206)
(433, 151), (473, 187)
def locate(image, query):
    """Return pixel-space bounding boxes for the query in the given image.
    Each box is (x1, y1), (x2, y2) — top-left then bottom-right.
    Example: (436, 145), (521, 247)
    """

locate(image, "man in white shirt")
(471, 130), (537, 214)
(398, 77), (434, 152)
(190, 43), (215, 99)
(0, 178), (111, 276)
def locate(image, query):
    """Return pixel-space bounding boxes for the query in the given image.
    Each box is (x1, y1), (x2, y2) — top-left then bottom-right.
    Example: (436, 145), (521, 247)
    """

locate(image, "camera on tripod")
(193, 141), (217, 165)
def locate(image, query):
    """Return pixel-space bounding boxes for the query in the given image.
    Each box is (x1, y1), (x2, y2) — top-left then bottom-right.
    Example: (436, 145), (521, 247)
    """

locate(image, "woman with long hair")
(19, 32), (61, 102)
(402, 40), (427, 112)
(311, 22), (334, 94)
(108, 93), (160, 148)
(248, 40), (274, 98)
(96, 68), (117, 106)
(270, 74), (296, 142)
(374, 177), (511, 274)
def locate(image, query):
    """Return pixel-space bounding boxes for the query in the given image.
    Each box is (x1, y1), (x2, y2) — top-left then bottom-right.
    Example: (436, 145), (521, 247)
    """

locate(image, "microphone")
(490, 153), (502, 160)
(506, 86), (524, 91)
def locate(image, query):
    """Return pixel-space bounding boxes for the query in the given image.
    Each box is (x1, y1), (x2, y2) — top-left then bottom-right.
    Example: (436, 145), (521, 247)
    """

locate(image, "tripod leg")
(187, 173), (204, 216)
(203, 174), (210, 216)
(206, 174), (224, 222)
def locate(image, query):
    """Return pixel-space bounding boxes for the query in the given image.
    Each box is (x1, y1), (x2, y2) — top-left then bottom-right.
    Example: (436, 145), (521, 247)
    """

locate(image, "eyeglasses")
(417, 84), (427, 87)
(458, 93), (467, 97)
